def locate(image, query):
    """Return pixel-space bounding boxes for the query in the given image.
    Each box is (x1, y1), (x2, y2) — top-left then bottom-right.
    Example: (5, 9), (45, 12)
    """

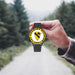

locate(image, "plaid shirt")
(58, 38), (75, 65)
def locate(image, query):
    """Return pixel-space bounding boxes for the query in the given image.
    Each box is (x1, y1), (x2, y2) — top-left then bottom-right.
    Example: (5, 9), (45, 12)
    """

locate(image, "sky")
(5, 0), (75, 11)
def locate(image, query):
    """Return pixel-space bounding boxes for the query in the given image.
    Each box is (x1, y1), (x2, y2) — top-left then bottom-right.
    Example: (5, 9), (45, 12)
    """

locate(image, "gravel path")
(0, 46), (73, 75)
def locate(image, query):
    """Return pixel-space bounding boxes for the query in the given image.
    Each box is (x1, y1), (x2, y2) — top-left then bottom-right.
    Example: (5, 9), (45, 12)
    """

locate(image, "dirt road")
(0, 46), (73, 75)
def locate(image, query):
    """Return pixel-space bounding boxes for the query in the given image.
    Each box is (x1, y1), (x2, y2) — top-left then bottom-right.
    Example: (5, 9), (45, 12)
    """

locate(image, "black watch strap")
(33, 44), (41, 52)
(33, 23), (42, 29)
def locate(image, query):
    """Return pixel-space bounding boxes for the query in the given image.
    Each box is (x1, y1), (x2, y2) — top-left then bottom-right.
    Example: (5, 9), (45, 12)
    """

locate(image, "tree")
(69, 1), (75, 37)
(0, 1), (24, 48)
(13, 0), (29, 41)
(0, 21), (8, 48)
(56, 1), (69, 28)
(0, 1), (10, 48)
(7, 4), (24, 46)
(56, 1), (75, 37)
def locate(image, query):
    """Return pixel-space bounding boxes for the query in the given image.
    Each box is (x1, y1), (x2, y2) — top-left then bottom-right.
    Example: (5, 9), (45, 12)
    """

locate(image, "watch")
(29, 23), (46, 52)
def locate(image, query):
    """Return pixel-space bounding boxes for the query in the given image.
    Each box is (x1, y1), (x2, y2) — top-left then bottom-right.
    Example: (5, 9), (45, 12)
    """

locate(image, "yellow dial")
(29, 28), (46, 44)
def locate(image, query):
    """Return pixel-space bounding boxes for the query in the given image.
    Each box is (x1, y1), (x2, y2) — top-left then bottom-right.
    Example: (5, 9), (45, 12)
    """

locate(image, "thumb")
(41, 20), (55, 28)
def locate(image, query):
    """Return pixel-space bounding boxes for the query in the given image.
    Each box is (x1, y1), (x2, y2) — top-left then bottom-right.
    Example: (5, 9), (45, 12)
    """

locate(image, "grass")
(0, 41), (31, 70)
(44, 41), (75, 75)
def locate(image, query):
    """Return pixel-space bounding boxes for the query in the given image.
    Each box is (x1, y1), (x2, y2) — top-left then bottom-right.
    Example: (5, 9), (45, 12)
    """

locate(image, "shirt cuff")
(58, 38), (75, 65)
(58, 38), (75, 59)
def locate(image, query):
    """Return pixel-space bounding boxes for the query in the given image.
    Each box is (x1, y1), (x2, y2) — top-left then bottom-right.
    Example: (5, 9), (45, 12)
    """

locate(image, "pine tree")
(8, 4), (24, 46)
(56, 1), (75, 37)
(0, 21), (8, 48)
(13, 0), (29, 41)
(68, 1), (75, 37)
(0, 1), (24, 48)
(55, 1), (72, 36)
(56, 1), (69, 26)
(0, 1), (10, 48)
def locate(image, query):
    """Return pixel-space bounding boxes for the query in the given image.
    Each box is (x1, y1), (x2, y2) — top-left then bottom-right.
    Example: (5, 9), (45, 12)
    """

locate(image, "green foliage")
(56, 1), (75, 37)
(0, 42), (30, 70)
(13, 0), (29, 41)
(43, 1), (75, 38)
(0, 0), (30, 49)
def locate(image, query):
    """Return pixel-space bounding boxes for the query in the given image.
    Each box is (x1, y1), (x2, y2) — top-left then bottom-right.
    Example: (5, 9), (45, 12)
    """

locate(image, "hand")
(29, 20), (70, 50)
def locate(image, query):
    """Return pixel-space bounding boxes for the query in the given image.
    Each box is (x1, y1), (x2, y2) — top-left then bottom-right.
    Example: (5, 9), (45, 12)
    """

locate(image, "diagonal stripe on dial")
(34, 32), (41, 40)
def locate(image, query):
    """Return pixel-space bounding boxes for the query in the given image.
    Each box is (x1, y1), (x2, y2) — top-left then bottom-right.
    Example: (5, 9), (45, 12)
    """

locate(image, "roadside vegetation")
(0, 41), (31, 70)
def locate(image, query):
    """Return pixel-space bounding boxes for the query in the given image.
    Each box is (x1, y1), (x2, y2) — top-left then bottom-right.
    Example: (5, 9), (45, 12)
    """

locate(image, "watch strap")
(33, 23), (42, 29)
(33, 44), (41, 52)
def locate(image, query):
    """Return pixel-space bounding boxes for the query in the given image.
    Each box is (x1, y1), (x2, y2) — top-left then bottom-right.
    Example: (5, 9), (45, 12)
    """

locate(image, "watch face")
(29, 28), (46, 44)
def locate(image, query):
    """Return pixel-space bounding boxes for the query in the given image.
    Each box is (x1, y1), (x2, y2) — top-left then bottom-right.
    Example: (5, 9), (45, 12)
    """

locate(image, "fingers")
(29, 25), (33, 30)
(41, 21), (53, 27)
(29, 23), (34, 30)
(41, 20), (59, 28)
(29, 20), (59, 30)
(29, 21), (53, 30)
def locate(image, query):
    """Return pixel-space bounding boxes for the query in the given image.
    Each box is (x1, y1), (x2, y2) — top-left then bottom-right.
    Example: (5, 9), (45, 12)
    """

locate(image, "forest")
(0, 0), (29, 49)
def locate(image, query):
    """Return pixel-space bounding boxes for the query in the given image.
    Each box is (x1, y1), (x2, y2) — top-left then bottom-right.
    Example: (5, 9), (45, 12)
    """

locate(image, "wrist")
(60, 38), (70, 51)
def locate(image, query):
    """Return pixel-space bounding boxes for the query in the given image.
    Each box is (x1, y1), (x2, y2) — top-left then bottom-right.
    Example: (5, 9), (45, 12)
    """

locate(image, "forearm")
(58, 38), (75, 65)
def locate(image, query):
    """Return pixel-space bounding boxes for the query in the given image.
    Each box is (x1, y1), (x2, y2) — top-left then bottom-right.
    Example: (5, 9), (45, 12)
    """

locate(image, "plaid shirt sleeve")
(58, 38), (75, 65)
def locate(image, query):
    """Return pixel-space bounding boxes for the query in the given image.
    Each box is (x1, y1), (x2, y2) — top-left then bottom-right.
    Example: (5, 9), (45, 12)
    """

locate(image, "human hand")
(29, 20), (70, 50)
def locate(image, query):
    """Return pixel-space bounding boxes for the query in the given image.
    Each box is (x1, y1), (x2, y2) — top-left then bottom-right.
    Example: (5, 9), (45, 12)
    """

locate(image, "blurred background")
(0, 0), (75, 74)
